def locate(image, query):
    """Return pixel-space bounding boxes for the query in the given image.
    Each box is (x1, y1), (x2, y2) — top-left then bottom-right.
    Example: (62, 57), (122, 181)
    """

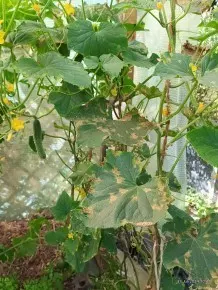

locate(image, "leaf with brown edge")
(84, 151), (170, 229)
(163, 213), (218, 286)
(77, 116), (156, 148)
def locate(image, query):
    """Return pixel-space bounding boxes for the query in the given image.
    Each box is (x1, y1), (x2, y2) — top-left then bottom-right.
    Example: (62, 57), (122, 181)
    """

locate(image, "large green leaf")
(187, 126), (218, 167)
(15, 52), (91, 88)
(199, 70), (218, 88)
(67, 20), (128, 57)
(51, 191), (73, 221)
(77, 117), (155, 147)
(122, 41), (153, 68)
(13, 21), (64, 45)
(83, 56), (99, 70)
(100, 54), (124, 78)
(163, 213), (218, 284)
(176, 0), (213, 14)
(45, 227), (68, 246)
(12, 237), (38, 257)
(113, 0), (156, 12)
(201, 53), (218, 75)
(64, 230), (101, 272)
(84, 151), (170, 228)
(160, 267), (184, 290)
(70, 162), (97, 186)
(154, 54), (193, 79)
(48, 89), (91, 118)
(49, 89), (108, 119)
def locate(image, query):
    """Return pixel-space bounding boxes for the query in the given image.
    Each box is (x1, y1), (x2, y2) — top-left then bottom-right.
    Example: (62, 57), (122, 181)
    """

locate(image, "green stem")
(167, 102), (218, 147)
(124, 74), (153, 102)
(12, 78), (40, 111)
(109, 0), (114, 8)
(1, 0), (6, 31)
(170, 0), (176, 52)
(128, 12), (148, 40)
(161, 82), (197, 124)
(167, 141), (188, 177)
(81, 0), (86, 20)
(157, 85), (167, 176)
(45, 133), (67, 141)
(5, 0), (22, 36)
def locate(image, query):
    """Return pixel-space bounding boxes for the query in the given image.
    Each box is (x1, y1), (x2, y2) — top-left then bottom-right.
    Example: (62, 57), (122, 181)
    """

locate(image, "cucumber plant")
(0, 0), (218, 289)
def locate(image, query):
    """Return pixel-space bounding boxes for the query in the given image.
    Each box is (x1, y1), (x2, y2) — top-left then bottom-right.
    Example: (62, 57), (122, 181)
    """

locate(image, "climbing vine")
(0, 0), (218, 289)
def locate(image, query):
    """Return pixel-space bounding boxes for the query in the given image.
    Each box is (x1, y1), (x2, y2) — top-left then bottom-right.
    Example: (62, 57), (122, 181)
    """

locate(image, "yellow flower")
(11, 118), (25, 131)
(3, 98), (11, 106)
(0, 30), (5, 38)
(0, 156), (5, 161)
(162, 106), (170, 117)
(0, 30), (5, 45)
(63, 3), (75, 16)
(156, 2), (163, 10)
(189, 63), (198, 73)
(196, 102), (205, 114)
(68, 232), (74, 240)
(6, 132), (13, 142)
(33, 3), (41, 13)
(111, 87), (117, 97)
(0, 20), (3, 25)
(6, 82), (14, 93)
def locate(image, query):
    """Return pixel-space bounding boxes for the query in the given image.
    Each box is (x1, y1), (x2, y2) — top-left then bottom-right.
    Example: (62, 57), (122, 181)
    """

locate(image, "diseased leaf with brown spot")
(77, 117), (156, 147)
(84, 151), (170, 228)
(163, 212), (218, 285)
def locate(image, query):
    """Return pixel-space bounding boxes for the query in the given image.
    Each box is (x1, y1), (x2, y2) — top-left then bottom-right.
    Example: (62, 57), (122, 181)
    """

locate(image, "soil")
(0, 210), (62, 281)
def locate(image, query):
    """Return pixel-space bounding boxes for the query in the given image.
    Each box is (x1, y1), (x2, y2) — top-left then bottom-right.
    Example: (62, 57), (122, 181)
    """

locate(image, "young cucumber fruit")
(33, 118), (46, 159)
